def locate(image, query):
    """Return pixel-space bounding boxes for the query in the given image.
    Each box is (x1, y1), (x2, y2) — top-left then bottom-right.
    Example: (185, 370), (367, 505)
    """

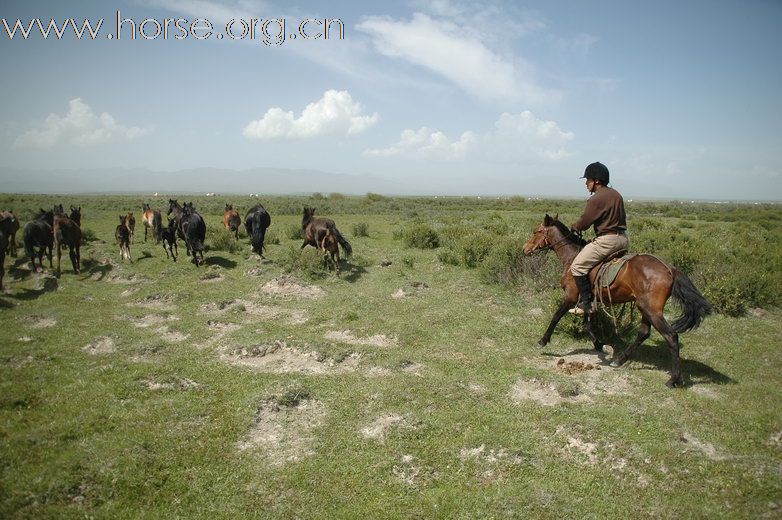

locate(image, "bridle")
(530, 226), (580, 254)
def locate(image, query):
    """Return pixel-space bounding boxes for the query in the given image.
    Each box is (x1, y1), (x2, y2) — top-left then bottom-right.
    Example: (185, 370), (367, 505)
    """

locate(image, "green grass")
(1, 194), (780, 519)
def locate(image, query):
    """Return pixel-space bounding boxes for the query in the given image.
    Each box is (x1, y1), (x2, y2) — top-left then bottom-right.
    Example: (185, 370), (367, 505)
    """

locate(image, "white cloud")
(14, 98), (147, 148)
(356, 13), (554, 104)
(364, 110), (573, 161)
(243, 90), (379, 140)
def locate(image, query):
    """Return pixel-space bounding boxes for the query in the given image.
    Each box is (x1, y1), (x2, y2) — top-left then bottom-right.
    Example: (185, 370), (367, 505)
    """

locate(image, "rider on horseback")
(569, 162), (628, 315)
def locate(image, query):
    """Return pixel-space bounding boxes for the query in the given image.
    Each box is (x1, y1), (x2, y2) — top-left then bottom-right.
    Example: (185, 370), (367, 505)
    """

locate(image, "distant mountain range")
(0, 166), (776, 201)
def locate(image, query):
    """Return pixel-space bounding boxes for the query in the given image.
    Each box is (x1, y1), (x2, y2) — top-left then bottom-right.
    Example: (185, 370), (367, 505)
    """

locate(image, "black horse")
(167, 199), (186, 244)
(181, 202), (206, 266)
(23, 209), (54, 273)
(161, 217), (178, 262)
(244, 204), (272, 259)
(0, 217), (7, 290)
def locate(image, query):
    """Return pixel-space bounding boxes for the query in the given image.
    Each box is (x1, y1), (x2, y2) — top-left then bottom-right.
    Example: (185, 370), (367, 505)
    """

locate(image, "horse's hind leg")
(649, 314), (683, 387)
(611, 315), (651, 367)
(582, 314), (604, 352)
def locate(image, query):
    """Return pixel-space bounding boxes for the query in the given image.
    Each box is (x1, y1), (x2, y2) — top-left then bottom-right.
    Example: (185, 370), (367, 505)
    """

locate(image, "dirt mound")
(83, 336), (115, 355)
(201, 299), (308, 324)
(24, 315), (56, 329)
(360, 413), (413, 442)
(261, 276), (323, 299)
(200, 271), (223, 283)
(206, 320), (241, 333)
(131, 294), (176, 311)
(391, 281), (430, 299)
(679, 432), (728, 461)
(104, 272), (146, 284)
(237, 398), (326, 466)
(142, 377), (200, 391)
(155, 326), (188, 343)
(133, 314), (179, 329)
(325, 330), (399, 348)
(509, 378), (591, 406)
(221, 341), (360, 374)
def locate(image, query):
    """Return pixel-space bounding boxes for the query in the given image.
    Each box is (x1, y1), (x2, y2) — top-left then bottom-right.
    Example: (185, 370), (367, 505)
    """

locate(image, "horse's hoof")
(537, 339), (548, 348)
(665, 378), (684, 388)
(594, 344), (604, 353)
(610, 360), (621, 368)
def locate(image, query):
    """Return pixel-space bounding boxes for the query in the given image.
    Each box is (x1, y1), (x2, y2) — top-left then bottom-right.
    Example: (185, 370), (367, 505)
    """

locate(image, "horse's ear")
(554, 213), (558, 221)
(543, 214), (552, 225)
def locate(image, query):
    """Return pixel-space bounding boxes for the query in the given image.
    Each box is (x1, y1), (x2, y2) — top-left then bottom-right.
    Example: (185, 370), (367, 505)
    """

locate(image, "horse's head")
(119, 215), (127, 225)
(303, 206), (315, 222)
(225, 204), (233, 212)
(523, 214), (560, 255)
(167, 199), (178, 215)
(53, 204), (65, 216)
(69, 206), (81, 226)
(167, 217), (177, 230)
(142, 203), (149, 212)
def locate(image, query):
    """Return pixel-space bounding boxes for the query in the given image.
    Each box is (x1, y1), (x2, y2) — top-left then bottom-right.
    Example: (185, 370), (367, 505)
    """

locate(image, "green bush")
(207, 227), (239, 253)
(285, 223), (303, 240)
(352, 222), (369, 237)
(480, 237), (560, 291)
(279, 245), (328, 278)
(402, 223), (440, 249)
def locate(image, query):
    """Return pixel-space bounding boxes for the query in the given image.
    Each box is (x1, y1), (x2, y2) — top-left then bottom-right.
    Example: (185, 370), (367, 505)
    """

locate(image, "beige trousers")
(570, 233), (629, 276)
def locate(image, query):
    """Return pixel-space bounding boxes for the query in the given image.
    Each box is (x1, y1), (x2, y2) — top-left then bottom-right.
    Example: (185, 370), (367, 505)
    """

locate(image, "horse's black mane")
(550, 216), (587, 247)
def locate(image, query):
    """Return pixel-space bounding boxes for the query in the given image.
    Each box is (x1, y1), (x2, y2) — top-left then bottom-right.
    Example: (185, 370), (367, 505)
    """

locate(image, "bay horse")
(0, 215), (7, 290)
(244, 204), (271, 259)
(523, 214), (712, 388)
(23, 209), (53, 272)
(301, 207), (352, 258)
(125, 212), (136, 244)
(223, 204), (241, 239)
(142, 203), (162, 243)
(1, 211), (20, 256)
(167, 199), (186, 246)
(52, 204), (81, 276)
(115, 215), (132, 262)
(320, 228), (340, 275)
(180, 202), (205, 266)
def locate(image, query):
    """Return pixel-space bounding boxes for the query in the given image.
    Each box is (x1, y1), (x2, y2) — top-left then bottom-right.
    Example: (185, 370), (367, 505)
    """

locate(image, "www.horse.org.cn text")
(1, 11), (345, 46)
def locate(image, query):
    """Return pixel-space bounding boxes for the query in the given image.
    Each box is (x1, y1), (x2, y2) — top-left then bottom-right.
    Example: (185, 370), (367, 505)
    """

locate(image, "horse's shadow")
(204, 256), (237, 269)
(548, 341), (736, 387)
(81, 259), (112, 281)
(340, 263), (367, 283)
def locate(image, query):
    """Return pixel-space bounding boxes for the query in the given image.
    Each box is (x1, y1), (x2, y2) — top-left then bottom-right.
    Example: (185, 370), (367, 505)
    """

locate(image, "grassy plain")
(1, 194), (780, 519)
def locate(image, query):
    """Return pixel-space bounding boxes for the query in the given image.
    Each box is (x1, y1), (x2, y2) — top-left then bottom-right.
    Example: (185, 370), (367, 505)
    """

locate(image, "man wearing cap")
(569, 162), (628, 315)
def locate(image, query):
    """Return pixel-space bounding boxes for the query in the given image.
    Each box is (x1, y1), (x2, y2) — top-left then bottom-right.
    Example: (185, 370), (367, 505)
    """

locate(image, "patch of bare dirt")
(244, 267), (264, 277)
(142, 377), (200, 391)
(200, 271), (223, 283)
(767, 430), (782, 448)
(459, 444), (526, 483)
(155, 326), (189, 343)
(679, 432), (728, 461)
(391, 281), (429, 299)
(527, 307), (545, 317)
(206, 320), (241, 333)
(237, 398), (326, 466)
(133, 314), (179, 329)
(201, 299), (308, 325)
(325, 330), (399, 348)
(130, 294), (176, 311)
(120, 287), (139, 297)
(509, 378), (591, 406)
(691, 386), (721, 399)
(104, 272), (146, 284)
(555, 357), (601, 375)
(360, 413), (413, 443)
(83, 337), (115, 355)
(23, 315), (56, 329)
(261, 276), (323, 299)
(221, 341), (361, 374)
(366, 366), (393, 377)
(399, 361), (424, 376)
(558, 428), (651, 486)
(17, 336), (32, 343)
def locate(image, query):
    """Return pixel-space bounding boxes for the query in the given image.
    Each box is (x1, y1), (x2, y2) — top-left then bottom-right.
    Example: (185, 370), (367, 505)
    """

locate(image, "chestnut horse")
(301, 207), (351, 257)
(523, 214), (712, 387)
(223, 204), (241, 239)
(116, 215), (132, 262)
(320, 228), (340, 275)
(141, 203), (162, 243)
(125, 212), (136, 244)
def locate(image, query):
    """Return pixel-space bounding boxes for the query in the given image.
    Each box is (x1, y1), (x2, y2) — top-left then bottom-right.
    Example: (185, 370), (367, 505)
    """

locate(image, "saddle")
(592, 250), (636, 289)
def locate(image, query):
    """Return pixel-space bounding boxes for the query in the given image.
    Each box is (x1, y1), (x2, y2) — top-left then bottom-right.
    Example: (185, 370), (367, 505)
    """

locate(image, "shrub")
(207, 227), (239, 253)
(81, 228), (98, 243)
(401, 255), (415, 268)
(265, 228), (280, 245)
(352, 222), (369, 237)
(402, 223), (440, 249)
(365, 192), (386, 202)
(279, 245), (327, 278)
(285, 223), (303, 240)
(480, 237), (560, 291)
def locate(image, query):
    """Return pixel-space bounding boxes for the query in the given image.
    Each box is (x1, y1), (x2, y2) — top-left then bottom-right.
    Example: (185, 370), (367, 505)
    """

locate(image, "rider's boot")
(569, 275), (594, 316)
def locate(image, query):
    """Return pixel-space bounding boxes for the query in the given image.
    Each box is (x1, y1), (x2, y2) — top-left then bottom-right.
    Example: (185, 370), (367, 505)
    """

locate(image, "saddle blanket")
(595, 253), (638, 288)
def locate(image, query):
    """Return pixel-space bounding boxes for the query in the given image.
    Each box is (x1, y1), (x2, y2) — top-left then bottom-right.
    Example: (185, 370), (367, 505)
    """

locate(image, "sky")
(0, 0), (780, 199)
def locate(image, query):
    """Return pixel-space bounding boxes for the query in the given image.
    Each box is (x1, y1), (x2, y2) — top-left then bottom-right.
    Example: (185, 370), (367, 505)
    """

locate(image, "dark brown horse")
(320, 228), (340, 275)
(125, 212), (136, 244)
(23, 208), (53, 272)
(52, 204), (81, 276)
(301, 207), (352, 258)
(223, 204), (241, 239)
(1, 211), (19, 257)
(523, 214), (712, 387)
(116, 215), (132, 262)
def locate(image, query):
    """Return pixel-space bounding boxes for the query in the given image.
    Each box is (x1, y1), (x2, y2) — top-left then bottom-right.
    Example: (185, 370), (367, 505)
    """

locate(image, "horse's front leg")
(538, 299), (574, 347)
(582, 313), (604, 352)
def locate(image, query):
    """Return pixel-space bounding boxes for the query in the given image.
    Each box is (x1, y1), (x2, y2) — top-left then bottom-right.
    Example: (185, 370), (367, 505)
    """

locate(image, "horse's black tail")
(23, 224), (34, 259)
(332, 226), (352, 257)
(152, 212), (163, 242)
(670, 269), (712, 333)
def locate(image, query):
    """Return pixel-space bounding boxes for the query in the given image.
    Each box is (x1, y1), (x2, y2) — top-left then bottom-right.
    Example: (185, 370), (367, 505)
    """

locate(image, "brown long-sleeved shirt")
(572, 185), (627, 235)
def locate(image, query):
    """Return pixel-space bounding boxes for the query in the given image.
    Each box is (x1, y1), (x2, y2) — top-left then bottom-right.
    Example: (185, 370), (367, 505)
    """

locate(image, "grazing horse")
(142, 203), (162, 243)
(161, 217), (178, 262)
(125, 212), (136, 244)
(180, 202), (206, 266)
(115, 215), (132, 262)
(52, 204), (81, 276)
(523, 214), (712, 387)
(223, 204), (241, 239)
(1, 211), (20, 256)
(244, 203), (271, 259)
(301, 207), (352, 258)
(23, 209), (53, 272)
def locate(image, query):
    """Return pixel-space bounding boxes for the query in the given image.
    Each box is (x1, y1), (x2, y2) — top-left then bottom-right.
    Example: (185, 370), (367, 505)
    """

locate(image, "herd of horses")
(0, 206), (712, 387)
